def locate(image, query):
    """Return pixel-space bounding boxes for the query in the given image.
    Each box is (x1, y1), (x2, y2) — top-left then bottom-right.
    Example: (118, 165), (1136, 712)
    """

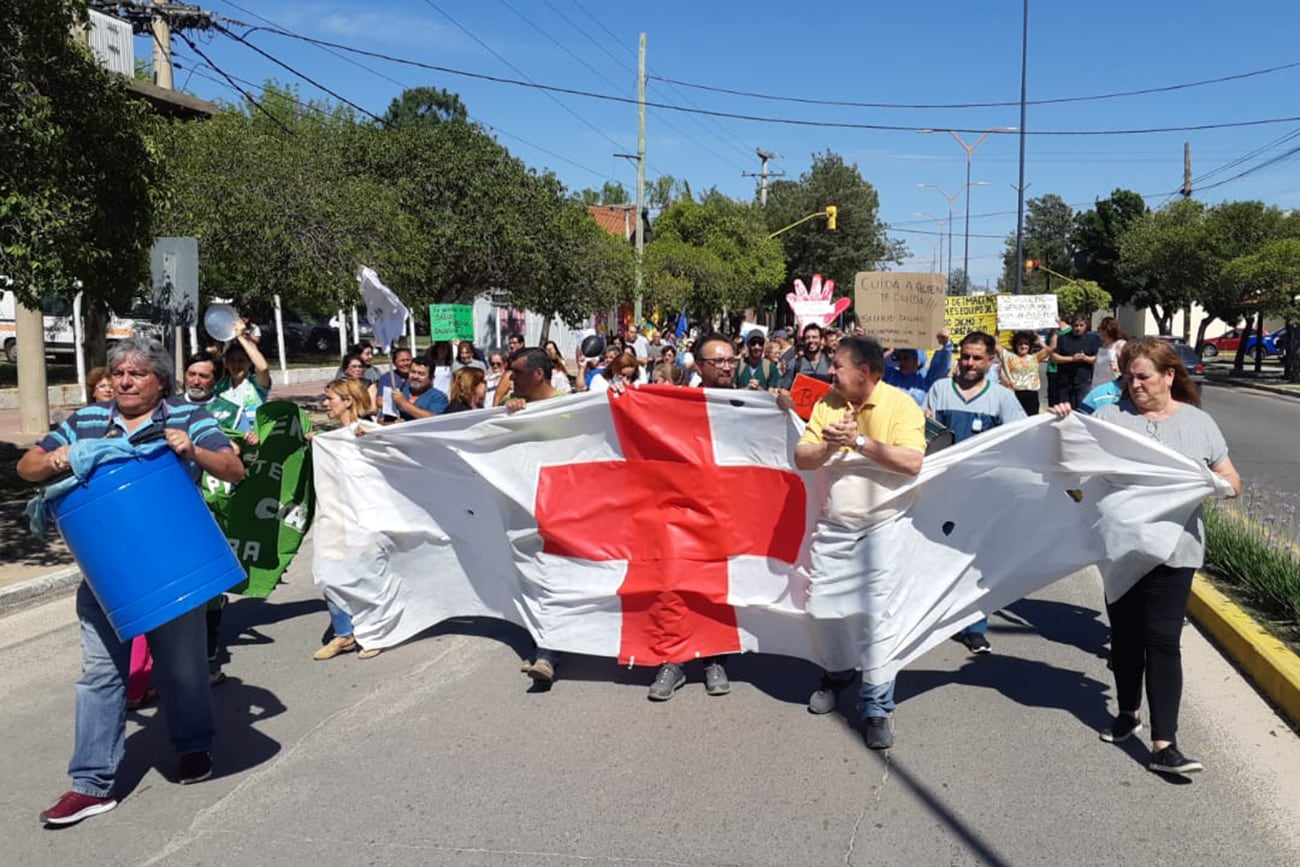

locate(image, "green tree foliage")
(1073, 188), (1148, 305)
(1117, 199), (1214, 335)
(576, 181), (632, 206)
(645, 192), (784, 321)
(1, 0), (159, 309)
(764, 152), (903, 306)
(381, 85), (467, 128)
(998, 194), (1075, 293)
(154, 84), (408, 314)
(1221, 237), (1300, 380)
(1053, 279), (1112, 318)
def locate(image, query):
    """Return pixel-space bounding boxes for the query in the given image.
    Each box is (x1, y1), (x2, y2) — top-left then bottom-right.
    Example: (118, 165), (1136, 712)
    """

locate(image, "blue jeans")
(326, 598), (353, 638)
(71, 582), (214, 797)
(962, 617), (988, 636)
(826, 671), (896, 719)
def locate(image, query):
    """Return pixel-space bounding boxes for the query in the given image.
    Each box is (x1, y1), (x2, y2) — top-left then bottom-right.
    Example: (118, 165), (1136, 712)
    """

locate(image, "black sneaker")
(962, 633), (992, 654)
(1149, 744), (1202, 775)
(178, 751), (213, 785)
(863, 716), (894, 750)
(647, 663), (685, 701)
(1099, 713), (1143, 743)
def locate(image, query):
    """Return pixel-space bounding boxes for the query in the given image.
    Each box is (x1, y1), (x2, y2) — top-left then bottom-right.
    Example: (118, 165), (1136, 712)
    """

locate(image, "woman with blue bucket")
(17, 337), (246, 827)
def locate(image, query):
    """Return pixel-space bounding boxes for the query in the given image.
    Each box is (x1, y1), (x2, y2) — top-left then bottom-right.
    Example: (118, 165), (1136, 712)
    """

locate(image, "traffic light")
(1024, 259), (1040, 275)
(825, 205), (837, 231)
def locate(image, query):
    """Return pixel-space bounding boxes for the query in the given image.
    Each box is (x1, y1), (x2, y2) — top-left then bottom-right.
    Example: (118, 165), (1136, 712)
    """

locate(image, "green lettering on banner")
(428, 304), (475, 341)
(202, 400), (315, 598)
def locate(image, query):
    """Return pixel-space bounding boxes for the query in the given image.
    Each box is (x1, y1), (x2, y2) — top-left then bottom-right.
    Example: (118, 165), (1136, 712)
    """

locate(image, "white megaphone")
(203, 303), (240, 342)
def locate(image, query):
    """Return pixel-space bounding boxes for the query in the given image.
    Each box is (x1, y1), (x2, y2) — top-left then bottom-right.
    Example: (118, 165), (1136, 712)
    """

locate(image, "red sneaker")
(39, 791), (118, 825)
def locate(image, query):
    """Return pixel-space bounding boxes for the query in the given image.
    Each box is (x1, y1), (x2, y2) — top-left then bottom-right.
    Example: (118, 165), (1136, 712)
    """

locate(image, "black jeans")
(1105, 564), (1195, 744)
(1015, 389), (1040, 417)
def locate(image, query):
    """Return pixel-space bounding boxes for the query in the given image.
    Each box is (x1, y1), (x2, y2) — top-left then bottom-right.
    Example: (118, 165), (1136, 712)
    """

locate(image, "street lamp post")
(919, 127), (1014, 283)
(918, 184), (958, 288)
(915, 212), (947, 274)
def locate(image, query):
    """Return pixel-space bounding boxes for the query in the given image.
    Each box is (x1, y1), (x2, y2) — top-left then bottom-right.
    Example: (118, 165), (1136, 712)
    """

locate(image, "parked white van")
(0, 291), (165, 363)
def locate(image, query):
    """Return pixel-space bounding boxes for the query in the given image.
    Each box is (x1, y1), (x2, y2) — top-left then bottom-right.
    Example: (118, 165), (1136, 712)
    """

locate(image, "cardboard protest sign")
(428, 304), (475, 341)
(997, 294), (1058, 331)
(945, 295), (998, 346)
(789, 373), (832, 421)
(853, 272), (947, 349)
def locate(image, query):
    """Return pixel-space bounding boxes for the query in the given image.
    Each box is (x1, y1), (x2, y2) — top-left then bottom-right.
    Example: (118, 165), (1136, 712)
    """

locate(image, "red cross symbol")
(534, 388), (806, 665)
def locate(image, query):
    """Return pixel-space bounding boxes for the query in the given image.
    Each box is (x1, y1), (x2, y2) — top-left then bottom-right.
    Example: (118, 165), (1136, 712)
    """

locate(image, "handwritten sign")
(789, 374), (832, 421)
(853, 272), (947, 349)
(945, 294), (998, 346)
(997, 294), (1058, 331)
(428, 304), (475, 341)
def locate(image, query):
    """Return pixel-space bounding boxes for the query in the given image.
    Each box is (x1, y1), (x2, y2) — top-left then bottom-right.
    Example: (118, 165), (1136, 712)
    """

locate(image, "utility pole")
(744, 148), (785, 207)
(152, 1), (174, 88)
(633, 32), (646, 326)
(1181, 141), (1193, 198)
(1013, 0), (1029, 295)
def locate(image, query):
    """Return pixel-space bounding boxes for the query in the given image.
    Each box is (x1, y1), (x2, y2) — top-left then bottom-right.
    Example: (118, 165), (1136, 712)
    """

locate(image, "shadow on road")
(1003, 597), (1111, 661)
(116, 677), (286, 799)
(0, 441), (74, 570)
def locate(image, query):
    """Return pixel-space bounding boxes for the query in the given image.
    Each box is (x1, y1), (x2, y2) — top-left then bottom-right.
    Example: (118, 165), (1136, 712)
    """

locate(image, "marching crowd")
(17, 309), (1240, 826)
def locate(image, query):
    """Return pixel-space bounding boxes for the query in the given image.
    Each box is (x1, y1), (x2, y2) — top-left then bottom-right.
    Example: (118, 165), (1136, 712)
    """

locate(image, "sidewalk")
(1205, 368), (1300, 400)
(0, 377), (334, 595)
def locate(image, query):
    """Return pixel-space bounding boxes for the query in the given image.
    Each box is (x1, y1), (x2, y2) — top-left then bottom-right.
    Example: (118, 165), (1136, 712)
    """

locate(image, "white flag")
(356, 266), (408, 352)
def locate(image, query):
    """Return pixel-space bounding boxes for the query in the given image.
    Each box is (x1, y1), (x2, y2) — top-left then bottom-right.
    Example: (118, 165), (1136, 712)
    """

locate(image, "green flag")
(202, 400), (314, 597)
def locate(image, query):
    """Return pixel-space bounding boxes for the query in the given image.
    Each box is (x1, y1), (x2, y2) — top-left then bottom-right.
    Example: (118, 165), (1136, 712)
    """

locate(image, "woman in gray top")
(1054, 337), (1241, 775)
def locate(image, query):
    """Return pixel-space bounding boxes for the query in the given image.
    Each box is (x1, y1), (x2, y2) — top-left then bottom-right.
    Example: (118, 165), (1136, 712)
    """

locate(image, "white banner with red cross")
(311, 389), (1226, 684)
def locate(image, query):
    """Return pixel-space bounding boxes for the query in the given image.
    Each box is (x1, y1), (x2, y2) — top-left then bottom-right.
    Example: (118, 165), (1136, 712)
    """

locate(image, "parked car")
(258, 310), (374, 357)
(1173, 342), (1206, 390)
(1199, 327), (1277, 359)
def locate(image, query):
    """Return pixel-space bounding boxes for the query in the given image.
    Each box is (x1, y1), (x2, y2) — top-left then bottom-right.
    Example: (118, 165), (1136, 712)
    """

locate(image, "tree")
(1, 0), (159, 310)
(155, 84), (412, 314)
(997, 194), (1075, 293)
(1221, 238), (1300, 381)
(1053, 279), (1112, 318)
(645, 193), (784, 323)
(1073, 189), (1148, 306)
(1117, 199), (1213, 335)
(764, 151), (903, 317)
(947, 267), (972, 296)
(381, 86), (467, 128)
(1194, 201), (1291, 360)
(575, 181), (631, 206)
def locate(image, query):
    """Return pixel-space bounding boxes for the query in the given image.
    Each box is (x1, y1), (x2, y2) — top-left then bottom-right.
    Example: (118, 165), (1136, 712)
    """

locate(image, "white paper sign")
(997, 294), (1058, 331)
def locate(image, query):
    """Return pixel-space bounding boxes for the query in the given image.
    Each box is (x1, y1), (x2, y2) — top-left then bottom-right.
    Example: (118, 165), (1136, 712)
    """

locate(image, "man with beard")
(796, 335), (926, 749)
(392, 356), (449, 419)
(780, 323), (832, 389)
(924, 331), (1026, 653)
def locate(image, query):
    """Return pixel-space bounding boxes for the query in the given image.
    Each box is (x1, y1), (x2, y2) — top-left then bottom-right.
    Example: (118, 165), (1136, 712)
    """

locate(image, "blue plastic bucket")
(48, 447), (245, 642)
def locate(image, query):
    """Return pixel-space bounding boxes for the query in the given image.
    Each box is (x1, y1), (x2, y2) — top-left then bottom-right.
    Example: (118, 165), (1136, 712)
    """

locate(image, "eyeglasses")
(699, 358), (737, 368)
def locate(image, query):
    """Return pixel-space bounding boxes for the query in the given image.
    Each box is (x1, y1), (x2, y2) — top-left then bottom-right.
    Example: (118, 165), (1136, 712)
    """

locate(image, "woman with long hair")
(1092, 317), (1128, 390)
(312, 378), (382, 660)
(543, 340), (573, 393)
(1053, 337), (1241, 775)
(587, 350), (640, 394)
(444, 367), (487, 413)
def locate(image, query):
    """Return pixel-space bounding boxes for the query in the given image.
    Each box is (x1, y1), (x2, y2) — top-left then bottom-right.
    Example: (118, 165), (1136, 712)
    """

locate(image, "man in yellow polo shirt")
(795, 335), (926, 750)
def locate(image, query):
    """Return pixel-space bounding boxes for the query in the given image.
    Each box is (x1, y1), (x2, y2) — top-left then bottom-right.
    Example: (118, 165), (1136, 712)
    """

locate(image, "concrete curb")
(1189, 572), (1300, 731)
(1205, 378), (1300, 401)
(0, 565), (81, 615)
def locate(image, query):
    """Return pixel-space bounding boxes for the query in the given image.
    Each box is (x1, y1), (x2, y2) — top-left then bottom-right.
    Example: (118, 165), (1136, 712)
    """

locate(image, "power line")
(648, 57), (1300, 110)
(174, 31), (294, 134)
(1195, 140), (1300, 193)
(225, 25), (1300, 138)
(213, 1), (621, 182)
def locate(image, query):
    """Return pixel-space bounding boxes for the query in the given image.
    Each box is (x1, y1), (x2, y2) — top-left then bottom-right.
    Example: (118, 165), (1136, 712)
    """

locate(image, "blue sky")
(150, 0), (1300, 289)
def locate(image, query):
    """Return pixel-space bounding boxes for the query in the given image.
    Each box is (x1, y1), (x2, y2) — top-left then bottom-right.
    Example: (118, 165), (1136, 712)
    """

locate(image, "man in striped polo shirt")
(18, 337), (244, 826)
(924, 331), (1026, 654)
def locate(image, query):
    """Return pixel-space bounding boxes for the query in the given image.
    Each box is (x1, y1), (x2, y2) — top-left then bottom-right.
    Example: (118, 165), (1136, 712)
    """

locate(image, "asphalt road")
(3, 547), (1299, 866)
(1201, 383), (1299, 516)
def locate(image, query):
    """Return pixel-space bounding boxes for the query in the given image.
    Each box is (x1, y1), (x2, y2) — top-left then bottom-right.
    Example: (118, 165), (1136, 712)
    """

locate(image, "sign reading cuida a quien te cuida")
(853, 272), (947, 349)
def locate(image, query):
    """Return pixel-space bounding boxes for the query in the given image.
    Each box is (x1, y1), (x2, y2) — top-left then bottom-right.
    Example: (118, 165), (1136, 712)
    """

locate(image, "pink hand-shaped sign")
(785, 274), (852, 329)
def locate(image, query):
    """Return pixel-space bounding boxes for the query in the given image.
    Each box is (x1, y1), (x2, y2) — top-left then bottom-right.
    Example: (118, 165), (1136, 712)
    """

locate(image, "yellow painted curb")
(1189, 572), (1300, 730)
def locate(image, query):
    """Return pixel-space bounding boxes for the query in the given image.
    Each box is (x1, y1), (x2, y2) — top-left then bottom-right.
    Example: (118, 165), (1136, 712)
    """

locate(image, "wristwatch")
(853, 434), (867, 453)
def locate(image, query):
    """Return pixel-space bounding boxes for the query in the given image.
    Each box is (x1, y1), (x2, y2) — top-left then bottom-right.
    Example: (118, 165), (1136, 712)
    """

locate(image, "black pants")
(1015, 389), (1039, 417)
(1046, 370), (1063, 407)
(1105, 564), (1194, 744)
(1063, 376), (1092, 410)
